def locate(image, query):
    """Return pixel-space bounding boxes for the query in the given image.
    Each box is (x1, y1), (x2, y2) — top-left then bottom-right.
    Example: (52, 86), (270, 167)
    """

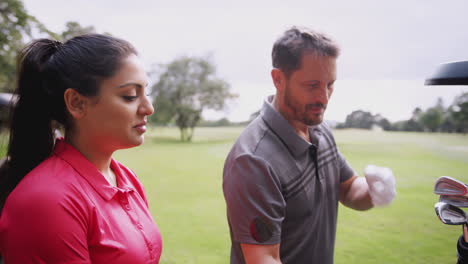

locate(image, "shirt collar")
(261, 95), (320, 158)
(54, 140), (132, 201)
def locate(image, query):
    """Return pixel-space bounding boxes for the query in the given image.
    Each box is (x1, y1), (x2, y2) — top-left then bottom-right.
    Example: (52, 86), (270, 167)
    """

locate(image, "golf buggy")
(428, 61), (468, 263)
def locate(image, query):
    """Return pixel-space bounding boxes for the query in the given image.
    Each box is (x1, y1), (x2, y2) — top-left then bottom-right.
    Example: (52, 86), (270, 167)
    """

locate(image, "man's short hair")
(272, 26), (340, 77)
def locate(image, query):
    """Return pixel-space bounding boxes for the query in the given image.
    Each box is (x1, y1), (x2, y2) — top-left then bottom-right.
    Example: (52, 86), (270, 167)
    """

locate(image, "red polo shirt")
(0, 140), (162, 263)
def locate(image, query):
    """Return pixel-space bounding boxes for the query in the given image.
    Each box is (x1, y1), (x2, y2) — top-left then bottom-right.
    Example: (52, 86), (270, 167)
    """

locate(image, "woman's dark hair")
(0, 34), (137, 208)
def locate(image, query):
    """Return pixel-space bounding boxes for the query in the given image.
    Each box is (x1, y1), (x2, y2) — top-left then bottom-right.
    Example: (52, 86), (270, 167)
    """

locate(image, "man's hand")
(364, 165), (396, 207)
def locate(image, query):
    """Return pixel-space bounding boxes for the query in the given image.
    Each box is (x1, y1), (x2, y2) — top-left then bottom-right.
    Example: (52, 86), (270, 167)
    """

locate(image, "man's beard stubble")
(284, 86), (327, 126)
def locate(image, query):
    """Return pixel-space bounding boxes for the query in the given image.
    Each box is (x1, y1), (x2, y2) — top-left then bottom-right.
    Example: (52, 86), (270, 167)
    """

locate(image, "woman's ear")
(64, 88), (88, 120)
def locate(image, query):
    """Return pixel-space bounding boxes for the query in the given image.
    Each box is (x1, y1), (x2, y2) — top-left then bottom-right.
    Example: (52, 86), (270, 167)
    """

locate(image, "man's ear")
(271, 68), (286, 91)
(64, 88), (88, 120)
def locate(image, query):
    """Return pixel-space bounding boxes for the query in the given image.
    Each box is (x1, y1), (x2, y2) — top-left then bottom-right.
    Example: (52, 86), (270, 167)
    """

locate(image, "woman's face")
(79, 54), (154, 153)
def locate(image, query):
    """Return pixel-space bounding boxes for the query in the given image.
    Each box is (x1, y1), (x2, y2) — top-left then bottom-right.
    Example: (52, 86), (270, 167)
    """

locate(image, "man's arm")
(339, 175), (373, 211)
(340, 165), (397, 210)
(223, 154), (285, 263)
(241, 243), (282, 264)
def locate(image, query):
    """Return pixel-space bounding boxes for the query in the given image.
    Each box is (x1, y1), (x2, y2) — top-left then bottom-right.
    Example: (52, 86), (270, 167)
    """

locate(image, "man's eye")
(122, 95), (138, 101)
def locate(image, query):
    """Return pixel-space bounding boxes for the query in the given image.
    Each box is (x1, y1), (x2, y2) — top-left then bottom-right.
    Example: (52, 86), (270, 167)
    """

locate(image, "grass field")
(2, 127), (467, 263)
(111, 126), (468, 264)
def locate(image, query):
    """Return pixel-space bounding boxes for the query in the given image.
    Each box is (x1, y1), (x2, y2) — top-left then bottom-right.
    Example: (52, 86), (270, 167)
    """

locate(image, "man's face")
(283, 54), (336, 126)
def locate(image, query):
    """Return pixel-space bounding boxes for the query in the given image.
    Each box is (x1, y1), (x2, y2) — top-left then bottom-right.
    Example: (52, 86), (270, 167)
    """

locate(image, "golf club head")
(434, 176), (468, 196)
(435, 202), (467, 225)
(440, 195), (468, 208)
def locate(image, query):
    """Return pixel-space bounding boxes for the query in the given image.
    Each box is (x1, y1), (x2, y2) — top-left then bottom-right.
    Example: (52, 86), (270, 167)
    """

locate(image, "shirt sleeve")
(1, 190), (91, 264)
(223, 154), (285, 245)
(320, 122), (355, 183)
(337, 151), (355, 183)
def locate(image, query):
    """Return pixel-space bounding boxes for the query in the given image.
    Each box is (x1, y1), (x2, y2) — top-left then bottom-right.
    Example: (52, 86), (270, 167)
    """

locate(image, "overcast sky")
(22, 0), (468, 122)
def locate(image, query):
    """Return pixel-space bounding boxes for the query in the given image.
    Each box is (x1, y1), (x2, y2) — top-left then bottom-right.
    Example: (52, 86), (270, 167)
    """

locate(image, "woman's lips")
(134, 121), (147, 133)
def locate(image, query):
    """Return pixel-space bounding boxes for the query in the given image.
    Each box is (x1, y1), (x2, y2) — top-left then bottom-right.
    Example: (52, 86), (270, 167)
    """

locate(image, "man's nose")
(315, 87), (330, 104)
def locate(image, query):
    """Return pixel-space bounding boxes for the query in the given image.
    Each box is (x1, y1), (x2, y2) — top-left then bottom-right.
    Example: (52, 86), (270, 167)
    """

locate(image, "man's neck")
(272, 95), (311, 143)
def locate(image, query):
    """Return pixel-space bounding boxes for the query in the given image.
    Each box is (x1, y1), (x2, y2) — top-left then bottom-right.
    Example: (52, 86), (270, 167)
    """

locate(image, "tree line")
(2, 1), (467, 140)
(336, 94), (468, 133)
(0, 0), (236, 141)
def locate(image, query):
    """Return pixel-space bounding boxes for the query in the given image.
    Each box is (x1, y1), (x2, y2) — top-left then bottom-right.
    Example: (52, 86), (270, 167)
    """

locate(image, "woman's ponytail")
(0, 39), (62, 208)
(0, 34), (137, 209)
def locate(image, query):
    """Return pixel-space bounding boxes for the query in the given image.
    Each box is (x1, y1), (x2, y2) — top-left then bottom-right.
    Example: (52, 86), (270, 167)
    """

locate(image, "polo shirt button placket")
(118, 192), (131, 210)
(148, 243), (154, 259)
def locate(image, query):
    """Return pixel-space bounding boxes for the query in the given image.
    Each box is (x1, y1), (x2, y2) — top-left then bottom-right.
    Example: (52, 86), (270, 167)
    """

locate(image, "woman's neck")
(64, 133), (114, 182)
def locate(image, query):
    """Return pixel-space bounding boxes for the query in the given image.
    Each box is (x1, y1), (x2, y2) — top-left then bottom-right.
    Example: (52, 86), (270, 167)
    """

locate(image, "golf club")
(434, 176), (468, 196)
(435, 202), (467, 225)
(439, 195), (468, 208)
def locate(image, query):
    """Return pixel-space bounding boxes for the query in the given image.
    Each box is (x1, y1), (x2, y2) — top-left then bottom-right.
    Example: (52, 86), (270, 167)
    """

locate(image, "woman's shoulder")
(26, 154), (83, 187)
(6, 155), (88, 211)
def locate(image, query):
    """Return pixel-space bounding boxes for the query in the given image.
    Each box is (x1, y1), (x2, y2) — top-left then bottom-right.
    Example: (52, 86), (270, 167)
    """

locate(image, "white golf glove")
(364, 164), (396, 207)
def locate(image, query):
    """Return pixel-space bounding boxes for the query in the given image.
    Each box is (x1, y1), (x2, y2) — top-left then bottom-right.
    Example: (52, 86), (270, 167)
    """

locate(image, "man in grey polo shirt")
(223, 26), (396, 264)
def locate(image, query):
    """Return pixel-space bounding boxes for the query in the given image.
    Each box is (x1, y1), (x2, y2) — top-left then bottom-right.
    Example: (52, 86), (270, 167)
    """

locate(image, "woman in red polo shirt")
(0, 34), (162, 263)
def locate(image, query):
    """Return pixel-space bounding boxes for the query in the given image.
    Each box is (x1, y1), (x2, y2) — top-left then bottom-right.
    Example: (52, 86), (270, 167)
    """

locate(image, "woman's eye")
(122, 95), (138, 101)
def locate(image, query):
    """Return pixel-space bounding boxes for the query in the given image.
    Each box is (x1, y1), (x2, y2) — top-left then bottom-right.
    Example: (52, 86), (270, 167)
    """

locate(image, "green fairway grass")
(116, 128), (468, 264)
(334, 130), (468, 264)
(113, 127), (468, 264)
(2, 127), (465, 263)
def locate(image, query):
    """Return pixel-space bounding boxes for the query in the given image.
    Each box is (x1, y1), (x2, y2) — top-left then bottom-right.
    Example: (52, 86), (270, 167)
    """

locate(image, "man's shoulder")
(228, 115), (282, 160)
(224, 115), (301, 178)
(232, 116), (265, 148)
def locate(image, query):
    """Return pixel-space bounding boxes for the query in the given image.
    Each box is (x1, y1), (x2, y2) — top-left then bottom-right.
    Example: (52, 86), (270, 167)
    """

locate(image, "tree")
(0, 0), (55, 92)
(59, 21), (96, 41)
(377, 117), (392, 131)
(450, 92), (468, 133)
(343, 110), (375, 129)
(198, 117), (231, 127)
(0, 0), (97, 92)
(151, 56), (237, 141)
(417, 97), (446, 132)
(411, 107), (423, 121)
(439, 113), (457, 133)
(419, 107), (444, 132)
(402, 119), (424, 132)
(435, 97), (445, 112)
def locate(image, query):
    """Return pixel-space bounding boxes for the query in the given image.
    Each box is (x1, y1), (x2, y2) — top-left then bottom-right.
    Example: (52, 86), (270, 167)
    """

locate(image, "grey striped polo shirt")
(223, 95), (354, 264)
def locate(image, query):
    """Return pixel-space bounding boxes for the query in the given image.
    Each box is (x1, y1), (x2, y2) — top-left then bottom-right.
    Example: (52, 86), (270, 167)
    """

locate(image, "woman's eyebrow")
(117, 82), (144, 89)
